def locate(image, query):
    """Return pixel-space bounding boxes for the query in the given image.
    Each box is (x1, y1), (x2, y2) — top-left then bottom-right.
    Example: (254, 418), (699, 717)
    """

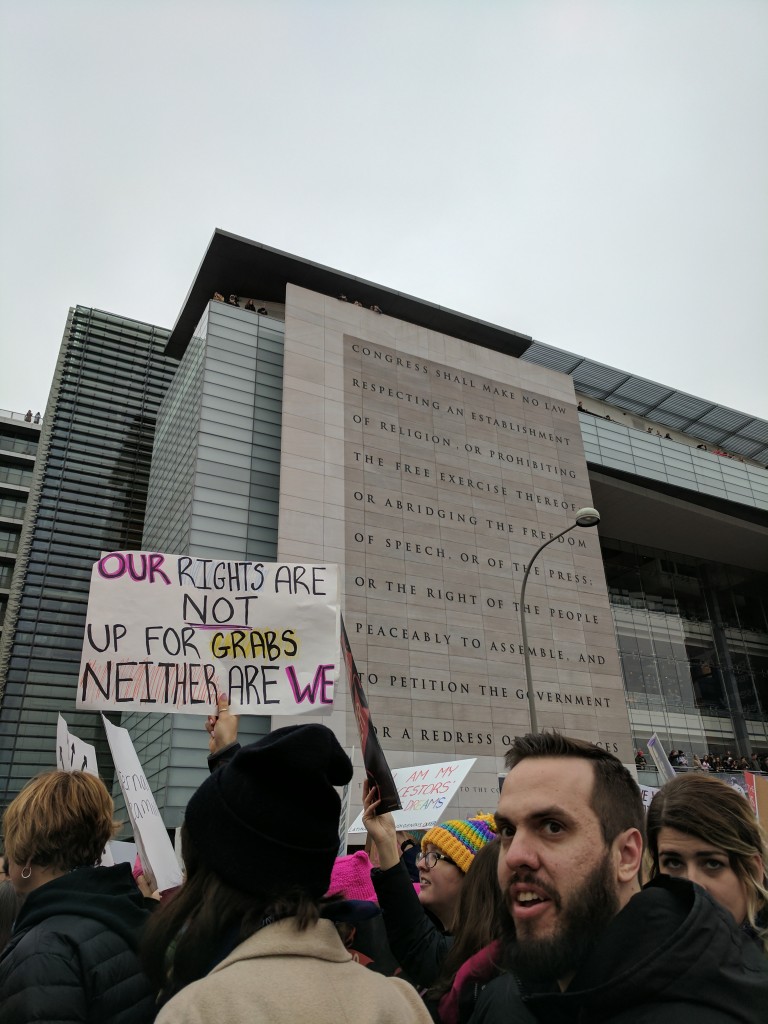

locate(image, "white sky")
(1, 0), (766, 419)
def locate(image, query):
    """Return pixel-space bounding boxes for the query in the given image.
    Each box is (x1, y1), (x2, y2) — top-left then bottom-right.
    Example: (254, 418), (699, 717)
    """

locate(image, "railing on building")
(636, 767), (766, 790)
(0, 409), (43, 424)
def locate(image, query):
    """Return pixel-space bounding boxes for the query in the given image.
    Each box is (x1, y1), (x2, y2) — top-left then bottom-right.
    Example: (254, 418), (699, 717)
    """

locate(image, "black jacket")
(0, 863), (155, 1024)
(470, 876), (768, 1024)
(371, 859), (453, 989)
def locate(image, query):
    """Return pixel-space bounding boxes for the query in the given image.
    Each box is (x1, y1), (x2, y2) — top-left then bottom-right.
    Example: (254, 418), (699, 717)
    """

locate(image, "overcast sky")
(1, 0), (766, 419)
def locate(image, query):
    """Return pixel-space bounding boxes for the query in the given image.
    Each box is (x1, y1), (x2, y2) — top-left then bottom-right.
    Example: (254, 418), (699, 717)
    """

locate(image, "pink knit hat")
(326, 850), (378, 903)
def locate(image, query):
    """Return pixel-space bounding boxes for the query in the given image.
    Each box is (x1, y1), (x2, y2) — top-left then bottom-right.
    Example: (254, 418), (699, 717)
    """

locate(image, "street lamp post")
(519, 507), (601, 733)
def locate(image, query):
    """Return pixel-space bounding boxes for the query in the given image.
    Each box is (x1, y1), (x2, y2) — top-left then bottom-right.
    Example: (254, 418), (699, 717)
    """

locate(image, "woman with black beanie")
(143, 723), (432, 1024)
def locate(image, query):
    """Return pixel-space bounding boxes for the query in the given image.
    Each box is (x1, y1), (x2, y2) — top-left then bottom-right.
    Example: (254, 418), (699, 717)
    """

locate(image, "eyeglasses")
(415, 850), (456, 869)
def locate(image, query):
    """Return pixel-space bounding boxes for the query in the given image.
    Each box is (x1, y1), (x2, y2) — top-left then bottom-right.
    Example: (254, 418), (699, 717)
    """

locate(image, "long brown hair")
(141, 825), (322, 1002)
(647, 774), (768, 953)
(428, 838), (504, 1000)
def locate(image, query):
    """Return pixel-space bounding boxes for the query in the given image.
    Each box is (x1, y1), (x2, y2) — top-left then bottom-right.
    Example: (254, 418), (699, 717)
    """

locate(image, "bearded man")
(468, 733), (768, 1024)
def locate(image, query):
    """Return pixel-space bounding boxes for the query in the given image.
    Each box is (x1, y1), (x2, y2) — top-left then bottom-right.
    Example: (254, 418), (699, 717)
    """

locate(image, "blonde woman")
(0, 770), (154, 1023)
(647, 773), (768, 953)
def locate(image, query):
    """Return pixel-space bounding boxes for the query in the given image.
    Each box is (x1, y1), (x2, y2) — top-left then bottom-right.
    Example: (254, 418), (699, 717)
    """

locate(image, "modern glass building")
(1, 232), (766, 821)
(0, 409), (42, 651)
(519, 345), (768, 759)
(0, 307), (177, 809)
(119, 299), (285, 822)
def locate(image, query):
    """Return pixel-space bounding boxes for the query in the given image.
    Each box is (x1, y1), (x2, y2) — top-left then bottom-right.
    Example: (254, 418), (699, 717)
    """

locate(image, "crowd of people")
(1, 700), (767, 1022)
(212, 292), (269, 314)
(636, 747), (768, 774)
(575, 401), (755, 465)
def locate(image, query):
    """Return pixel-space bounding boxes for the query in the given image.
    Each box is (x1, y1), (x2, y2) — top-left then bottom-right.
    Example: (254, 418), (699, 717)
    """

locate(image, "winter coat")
(154, 916), (433, 1024)
(372, 859), (453, 989)
(468, 876), (768, 1024)
(436, 940), (531, 1024)
(0, 863), (154, 1024)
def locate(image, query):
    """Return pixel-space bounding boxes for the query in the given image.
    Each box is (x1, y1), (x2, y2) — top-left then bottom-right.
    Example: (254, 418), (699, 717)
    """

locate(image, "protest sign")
(646, 733), (677, 783)
(77, 552), (339, 716)
(348, 757), (477, 833)
(56, 714), (99, 776)
(102, 715), (182, 893)
(108, 840), (138, 867)
(342, 616), (401, 813)
(639, 784), (659, 811)
(753, 773), (768, 822)
(744, 772), (758, 815)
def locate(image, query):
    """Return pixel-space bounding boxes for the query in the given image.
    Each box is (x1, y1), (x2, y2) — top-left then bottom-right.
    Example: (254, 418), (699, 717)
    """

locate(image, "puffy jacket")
(469, 877), (768, 1024)
(372, 859), (452, 989)
(0, 863), (154, 1024)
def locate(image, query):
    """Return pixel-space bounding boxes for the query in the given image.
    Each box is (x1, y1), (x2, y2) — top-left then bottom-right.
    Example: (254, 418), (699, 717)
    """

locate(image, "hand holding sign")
(205, 694), (239, 754)
(341, 617), (401, 813)
(362, 780), (400, 870)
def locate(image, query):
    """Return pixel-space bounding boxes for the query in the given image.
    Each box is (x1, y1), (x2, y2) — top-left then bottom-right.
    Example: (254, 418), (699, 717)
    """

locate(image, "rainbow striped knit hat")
(421, 813), (497, 874)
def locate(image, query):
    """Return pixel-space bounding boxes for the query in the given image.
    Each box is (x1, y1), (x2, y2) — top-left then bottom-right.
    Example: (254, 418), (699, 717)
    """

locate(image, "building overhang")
(166, 229), (533, 361)
(167, 229), (768, 462)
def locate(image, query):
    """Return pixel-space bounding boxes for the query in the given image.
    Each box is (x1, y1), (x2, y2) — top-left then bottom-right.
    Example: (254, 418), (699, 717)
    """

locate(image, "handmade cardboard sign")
(77, 552), (339, 715)
(348, 757), (477, 833)
(639, 784), (659, 811)
(342, 617), (401, 814)
(56, 714), (99, 776)
(744, 771), (758, 814)
(102, 714), (182, 893)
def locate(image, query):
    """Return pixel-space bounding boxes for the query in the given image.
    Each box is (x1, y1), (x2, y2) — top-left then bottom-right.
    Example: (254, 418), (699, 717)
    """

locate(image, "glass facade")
(603, 538), (768, 757)
(122, 301), (285, 826)
(0, 413), (41, 669)
(581, 416), (768, 511)
(0, 307), (177, 812)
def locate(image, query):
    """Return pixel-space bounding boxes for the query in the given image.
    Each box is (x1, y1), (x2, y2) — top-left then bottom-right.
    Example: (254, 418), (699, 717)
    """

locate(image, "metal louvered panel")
(654, 395), (717, 420)
(571, 362), (629, 394)
(609, 397), (655, 414)
(722, 437), (763, 459)
(698, 408), (752, 431)
(740, 421), (768, 443)
(690, 424), (729, 443)
(523, 342), (583, 374)
(518, 340), (768, 461)
(650, 412), (690, 429)
(577, 383), (612, 399)
(611, 378), (675, 407)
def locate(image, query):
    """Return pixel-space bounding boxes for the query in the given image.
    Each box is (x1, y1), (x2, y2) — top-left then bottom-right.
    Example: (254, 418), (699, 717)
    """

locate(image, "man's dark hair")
(505, 732), (645, 846)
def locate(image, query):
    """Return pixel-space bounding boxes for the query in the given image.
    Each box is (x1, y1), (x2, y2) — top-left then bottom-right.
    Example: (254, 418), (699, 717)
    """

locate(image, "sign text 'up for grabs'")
(77, 552), (340, 715)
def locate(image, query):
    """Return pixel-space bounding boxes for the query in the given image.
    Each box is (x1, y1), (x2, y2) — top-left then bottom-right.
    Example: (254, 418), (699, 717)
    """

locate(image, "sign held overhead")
(77, 552), (339, 716)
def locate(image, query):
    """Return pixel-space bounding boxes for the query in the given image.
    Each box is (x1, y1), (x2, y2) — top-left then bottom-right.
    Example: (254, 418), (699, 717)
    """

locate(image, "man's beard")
(501, 851), (619, 985)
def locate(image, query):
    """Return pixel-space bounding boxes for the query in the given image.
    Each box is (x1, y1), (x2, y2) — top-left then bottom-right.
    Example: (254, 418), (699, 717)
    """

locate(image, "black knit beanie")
(185, 724), (353, 898)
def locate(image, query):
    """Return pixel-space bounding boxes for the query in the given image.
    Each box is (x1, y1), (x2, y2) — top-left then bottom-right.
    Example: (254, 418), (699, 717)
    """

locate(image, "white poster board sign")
(77, 552), (340, 716)
(646, 733), (677, 783)
(56, 714), (99, 776)
(349, 758), (477, 833)
(102, 715), (182, 893)
(108, 840), (138, 867)
(639, 784), (659, 811)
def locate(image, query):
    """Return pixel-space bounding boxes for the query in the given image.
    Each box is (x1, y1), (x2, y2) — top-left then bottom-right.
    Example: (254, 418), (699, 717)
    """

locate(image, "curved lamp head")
(575, 506), (600, 528)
